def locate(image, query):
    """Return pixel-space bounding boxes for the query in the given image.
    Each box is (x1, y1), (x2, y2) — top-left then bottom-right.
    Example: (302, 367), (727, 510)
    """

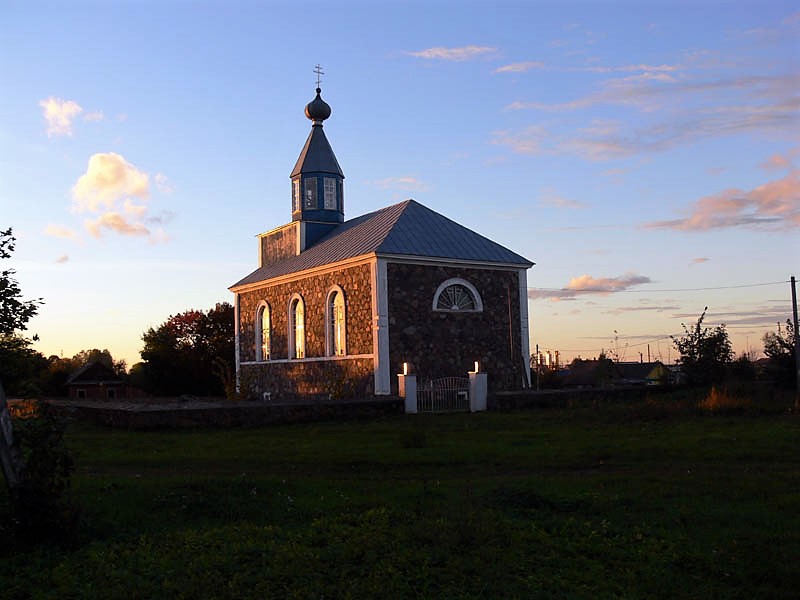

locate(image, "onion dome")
(305, 88), (331, 123)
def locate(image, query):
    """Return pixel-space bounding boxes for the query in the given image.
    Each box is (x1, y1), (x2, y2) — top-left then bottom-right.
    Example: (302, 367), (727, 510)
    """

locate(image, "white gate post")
(468, 371), (487, 412)
(398, 373), (417, 414)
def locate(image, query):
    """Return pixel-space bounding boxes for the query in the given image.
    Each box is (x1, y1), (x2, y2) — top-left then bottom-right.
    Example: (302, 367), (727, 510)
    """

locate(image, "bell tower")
(290, 66), (345, 233)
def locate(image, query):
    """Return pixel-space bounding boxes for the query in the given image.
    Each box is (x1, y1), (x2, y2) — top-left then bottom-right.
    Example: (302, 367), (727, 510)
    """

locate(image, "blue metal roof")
(289, 124), (344, 178)
(230, 199), (533, 289)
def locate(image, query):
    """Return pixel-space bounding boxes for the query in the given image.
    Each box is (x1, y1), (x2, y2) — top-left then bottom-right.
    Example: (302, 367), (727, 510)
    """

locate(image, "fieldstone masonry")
(387, 263), (525, 392)
(238, 261), (374, 399)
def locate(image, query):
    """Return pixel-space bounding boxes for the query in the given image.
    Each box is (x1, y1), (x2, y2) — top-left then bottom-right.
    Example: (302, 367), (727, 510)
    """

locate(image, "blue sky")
(2, 0), (798, 367)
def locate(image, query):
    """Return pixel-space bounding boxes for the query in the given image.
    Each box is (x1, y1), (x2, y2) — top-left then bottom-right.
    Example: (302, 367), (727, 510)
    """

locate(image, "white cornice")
(375, 253), (534, 271)
(230, 252), (533, 293)
(230, 255), (377, 293)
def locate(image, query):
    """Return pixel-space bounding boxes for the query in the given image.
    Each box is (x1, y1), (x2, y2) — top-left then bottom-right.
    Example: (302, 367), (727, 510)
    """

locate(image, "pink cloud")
(528, 272), (652, 301)
(645, 170), (800, 230)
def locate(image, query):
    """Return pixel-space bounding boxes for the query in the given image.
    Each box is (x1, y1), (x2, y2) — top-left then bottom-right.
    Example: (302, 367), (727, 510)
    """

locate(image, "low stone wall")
(489, 385), (672, 409)
(42, 397), (403, 430)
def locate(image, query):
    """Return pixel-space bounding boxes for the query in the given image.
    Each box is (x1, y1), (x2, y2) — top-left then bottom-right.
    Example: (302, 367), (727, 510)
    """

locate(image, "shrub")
(9, 407), (80, 542)
(698, 386), (751, 415)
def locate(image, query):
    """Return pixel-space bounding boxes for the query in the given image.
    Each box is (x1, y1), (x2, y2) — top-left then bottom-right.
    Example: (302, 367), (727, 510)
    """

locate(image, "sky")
(1, 0), (798, 369)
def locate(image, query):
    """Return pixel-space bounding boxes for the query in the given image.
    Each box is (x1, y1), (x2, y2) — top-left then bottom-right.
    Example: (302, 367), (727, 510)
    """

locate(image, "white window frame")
(288, 293), (305, 359)
(255, 301), (271, 361)
(325, 285), (347, 357)
(432, 278), (484, 312)
(323, 177), (337, 209)
(292, 179), (301, 212)
(304, 177), (317, 209)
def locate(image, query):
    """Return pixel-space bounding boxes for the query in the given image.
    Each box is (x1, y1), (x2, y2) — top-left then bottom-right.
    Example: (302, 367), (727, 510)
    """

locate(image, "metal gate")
(417, 377), (470, 413)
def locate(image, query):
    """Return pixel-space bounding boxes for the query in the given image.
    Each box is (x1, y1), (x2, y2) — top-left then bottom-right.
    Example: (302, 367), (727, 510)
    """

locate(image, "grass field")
(1, 397), (799, 599)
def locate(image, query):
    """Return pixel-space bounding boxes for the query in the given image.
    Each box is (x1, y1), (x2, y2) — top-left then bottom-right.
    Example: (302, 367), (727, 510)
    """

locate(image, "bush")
(698, 386), (751, 415)
(9, 407), (80, 542)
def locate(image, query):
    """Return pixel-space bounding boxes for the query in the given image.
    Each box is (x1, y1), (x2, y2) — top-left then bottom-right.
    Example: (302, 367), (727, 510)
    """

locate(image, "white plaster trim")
(518, 268), (532, 387)
(298, 221), (306, 254)
(241, 353), (373, 366)
(431, 277), (484, 312)
(234, 292), (241, 391)
(324, 284), (347, 357)
(372, 258), (391, 394)
(256, 220), (299, 239)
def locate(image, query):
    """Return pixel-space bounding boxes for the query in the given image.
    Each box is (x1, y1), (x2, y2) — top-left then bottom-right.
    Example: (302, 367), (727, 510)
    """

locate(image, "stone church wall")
(237, 261), (374, 399)
(386, 263), (526, 392)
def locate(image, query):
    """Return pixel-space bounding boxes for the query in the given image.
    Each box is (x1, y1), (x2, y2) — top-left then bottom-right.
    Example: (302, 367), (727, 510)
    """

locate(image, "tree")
(671, 307), (733, 386)
(139, 302), (234, 396)
(1, 228), (46, 395)
(1, 228), (43, 335)
(762, 319), (797, 389)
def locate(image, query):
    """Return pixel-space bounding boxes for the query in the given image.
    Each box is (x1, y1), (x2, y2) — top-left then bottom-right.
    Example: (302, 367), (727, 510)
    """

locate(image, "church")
(229, 84), (534, 400)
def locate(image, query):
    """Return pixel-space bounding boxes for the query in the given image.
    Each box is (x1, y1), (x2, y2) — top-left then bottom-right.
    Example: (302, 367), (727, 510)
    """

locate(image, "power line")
(528, 279), (789, 294)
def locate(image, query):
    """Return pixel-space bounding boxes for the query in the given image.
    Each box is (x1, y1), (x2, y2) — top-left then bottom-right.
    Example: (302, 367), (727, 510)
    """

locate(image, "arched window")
(255, 302), (271, 361)
(432, 278), (484, 312)
(288, 294), (305, 359)
(326, 286), (347, 356)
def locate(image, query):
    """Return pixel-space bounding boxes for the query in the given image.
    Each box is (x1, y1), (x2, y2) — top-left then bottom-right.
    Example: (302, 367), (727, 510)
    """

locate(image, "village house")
(229, 85), (534, 401)
(66, 361), (129, 400)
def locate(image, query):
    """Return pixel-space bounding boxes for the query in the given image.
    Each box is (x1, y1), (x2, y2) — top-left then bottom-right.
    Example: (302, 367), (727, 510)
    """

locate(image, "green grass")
(2, 401), (799, 599)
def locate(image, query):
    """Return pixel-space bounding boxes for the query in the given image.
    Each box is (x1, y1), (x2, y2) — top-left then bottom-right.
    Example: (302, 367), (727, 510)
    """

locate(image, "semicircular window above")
(432, 278), (483, 313)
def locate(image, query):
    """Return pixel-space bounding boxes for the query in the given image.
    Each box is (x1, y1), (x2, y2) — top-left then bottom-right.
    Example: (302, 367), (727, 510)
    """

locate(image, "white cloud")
(85, 212), (150, 238)
(406, 46), (496, 61)
(495, 61), (544, 73)
(368, 176), (429, 192)
(83, 111), (105, 122)
(502, 69), (799, 161)
(539, 191), (589, 209)
(72, 152), (150, 212)
(44, 224), (79, 240)
(491, 125), (548, 155)
(39, 97), (82, 137)
(123, 198), (148, 217)
(154, 173), (175, 194)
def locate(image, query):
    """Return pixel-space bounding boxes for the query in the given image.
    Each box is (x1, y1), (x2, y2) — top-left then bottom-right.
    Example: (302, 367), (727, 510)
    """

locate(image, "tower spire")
(289, 72), (345, 229)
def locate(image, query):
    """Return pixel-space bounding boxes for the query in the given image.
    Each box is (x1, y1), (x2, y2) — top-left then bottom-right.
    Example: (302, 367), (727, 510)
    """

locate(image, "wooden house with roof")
(229, 84), (533, 399)
(66, 361), (126, 400)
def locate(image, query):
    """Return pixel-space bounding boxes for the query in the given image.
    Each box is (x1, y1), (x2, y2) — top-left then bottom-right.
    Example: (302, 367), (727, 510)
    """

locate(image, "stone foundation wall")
(237, 261), (373, 363)
(387, 263), (526, 392)
(241, 357), (374, 400)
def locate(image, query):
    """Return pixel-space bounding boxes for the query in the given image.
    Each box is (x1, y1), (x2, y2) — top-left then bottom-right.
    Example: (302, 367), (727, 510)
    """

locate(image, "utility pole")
(791, 276), (800, 406)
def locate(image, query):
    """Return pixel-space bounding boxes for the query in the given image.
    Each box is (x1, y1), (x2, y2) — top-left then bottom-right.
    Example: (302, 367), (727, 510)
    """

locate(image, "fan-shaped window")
(326, 286), (346, 356)
(255, 302), (271, 361)
(288, 294), (305, 359)
(432, 278), (483, 312)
